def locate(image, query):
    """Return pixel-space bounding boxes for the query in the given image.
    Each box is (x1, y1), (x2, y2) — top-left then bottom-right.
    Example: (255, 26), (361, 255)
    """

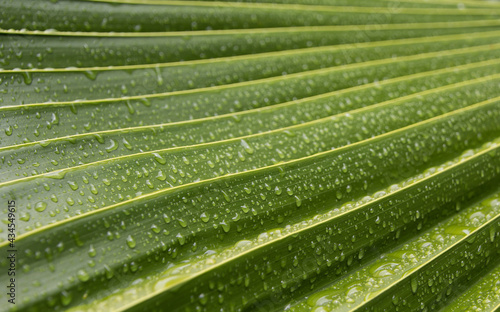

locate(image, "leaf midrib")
(2, 19), (499, 37)
(83, 0), (500, 9)
(2, 29), (499, 74)
(81, 0), (500, 15)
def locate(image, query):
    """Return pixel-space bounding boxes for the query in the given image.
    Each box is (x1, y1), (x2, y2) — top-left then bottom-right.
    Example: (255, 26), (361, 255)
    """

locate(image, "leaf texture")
(0, 0), (499, 311)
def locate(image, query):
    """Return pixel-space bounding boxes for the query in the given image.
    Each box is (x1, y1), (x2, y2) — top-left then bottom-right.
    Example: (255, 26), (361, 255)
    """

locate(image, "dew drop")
(35, 201), (47, 212)
(176, 233), (186, 245)
(295, 196), (302, 207)
(163, 214), (171, 224)
(126, 235), (136, 249)
(68, 181), (79, 191)
(178, 218), (187, 228)
(221, 221), (231, 233)
(275, 186), (282, 195)
(151, 224), (161, 234)
(200, 212), (210, 223)
(153, 153), (167, 165)
(199, 293), (208, 305)
(88, 245), (96, 258)
(21, 71), (32, 85)
(93, 133), (104, 144)
(221, 190), (231, 203)
(156, 170), (166, 181)
(411, 277), (418, 294)
(77, 269), (90, 282)
(50, 194), (58, 203)
(20, 212), (31, 222)
(122, 138), (133, 150)
(241, 204), (250, 213)
(83, 70), (97, 80)
(5, 125), (13, 136)
(105, 139), (118, 153)
(104, 265), (114, 280)
(61, 291), (72, 306)
(240, 139), (254, 154)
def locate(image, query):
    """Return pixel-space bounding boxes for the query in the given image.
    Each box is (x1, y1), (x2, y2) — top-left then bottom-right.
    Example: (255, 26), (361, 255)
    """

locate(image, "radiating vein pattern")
(0, 0), (499, 311)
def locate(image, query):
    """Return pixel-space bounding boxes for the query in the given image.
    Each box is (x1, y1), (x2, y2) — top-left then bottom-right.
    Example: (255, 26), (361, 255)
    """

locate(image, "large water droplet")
(35, 201), (47, 212)
(77, 269), (90, 282)
(153, 153), (166, 165)
(240, 139), (255, 154)
(126, 235), (136, 249)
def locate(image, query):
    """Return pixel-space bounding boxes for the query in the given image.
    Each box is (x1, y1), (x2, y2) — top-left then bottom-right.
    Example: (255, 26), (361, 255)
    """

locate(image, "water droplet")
(392, 295), (399, 306)
(444, 225), (474, 236)
(222, 190), (231, 202)
(122, 138), (133, 150)
(77, 269), (90, 282)
(220, 220), (230, 233)
(46, 170), (66, 179)
(178, 218), (187, 228)
(105, 139), (118, 153)
(411, 277), (418, 294)
(156, 170), (166, 181)
(240, 139), (254, 154)
(104, 265), (114, 280)
(35, 201), (47, 212)
(88, 245), (96, 258)
(68, 181), (79, 191)
(61, 291), (72, 306)
(199, 293), (208, 305)
(83, 70), (97, 80)
(5, 125), (13, 136)
(21, 71), (32, 85)
(369, 261), (399, 278)
(126, 235), (136, 249)
(20, 212), (31, 222)
(200, 213), (210, 223)
(50, 194), (58, 203)
(151, 224), (161, 234)
(153, 153), (166, 165)
(295, 196), (302, 207)
(176, 233), (186, 245)
(163, 214), (171, 224)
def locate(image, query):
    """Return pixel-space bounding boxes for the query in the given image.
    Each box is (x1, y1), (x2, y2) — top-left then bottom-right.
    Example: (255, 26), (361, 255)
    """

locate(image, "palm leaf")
(1, 0), (499, 311)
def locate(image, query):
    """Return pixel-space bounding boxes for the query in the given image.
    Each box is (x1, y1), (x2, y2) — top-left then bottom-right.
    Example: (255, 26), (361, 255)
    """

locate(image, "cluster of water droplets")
(2, 1), (500, 310)
(291, 191), (500, 311)
(51, 139), (500, 311)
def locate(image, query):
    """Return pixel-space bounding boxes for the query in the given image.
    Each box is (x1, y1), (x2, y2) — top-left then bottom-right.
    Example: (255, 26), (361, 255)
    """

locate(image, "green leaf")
(442, 261), (500, 311)
(2, 0), (499, 32)
(3, 75), (500, 235)
(1, 0), (500, 311)
(4, 20), (500, 69)
(2, 58), (500, 183)
(3, 30), (500, 104)
(289, 187), (500, 311)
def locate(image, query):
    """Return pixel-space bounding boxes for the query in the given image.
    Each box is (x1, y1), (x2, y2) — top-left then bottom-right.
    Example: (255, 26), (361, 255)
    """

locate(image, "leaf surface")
(1, 0), (499, 311)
